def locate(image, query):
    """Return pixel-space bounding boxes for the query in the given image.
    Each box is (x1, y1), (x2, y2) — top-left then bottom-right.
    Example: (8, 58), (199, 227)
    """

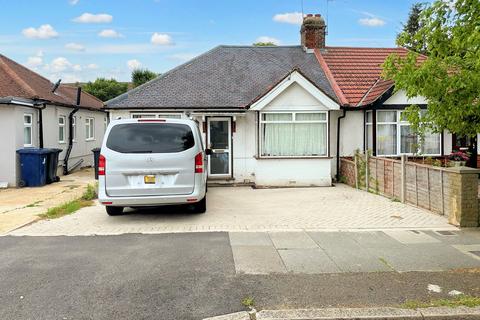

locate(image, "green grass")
(38, 183), (98, 219)
(401, 295), (480, 309)
(241, 296), (255, 308)
(25, 201), (42, 208)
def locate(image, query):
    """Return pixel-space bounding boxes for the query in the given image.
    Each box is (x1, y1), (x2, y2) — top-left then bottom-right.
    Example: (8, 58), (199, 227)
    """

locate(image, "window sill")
(85, 138), (96, 142)
(254, 156), (332, 160)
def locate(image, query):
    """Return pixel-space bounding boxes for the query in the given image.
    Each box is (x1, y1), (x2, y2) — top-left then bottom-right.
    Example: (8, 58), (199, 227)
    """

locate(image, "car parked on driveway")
(98, 118), (208, 216)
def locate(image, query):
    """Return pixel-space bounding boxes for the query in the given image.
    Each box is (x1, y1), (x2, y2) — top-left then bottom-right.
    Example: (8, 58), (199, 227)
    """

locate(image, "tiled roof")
(318, 47), (427, 107)
(0, 54), (103, 109)
(107, 46), (337, 109)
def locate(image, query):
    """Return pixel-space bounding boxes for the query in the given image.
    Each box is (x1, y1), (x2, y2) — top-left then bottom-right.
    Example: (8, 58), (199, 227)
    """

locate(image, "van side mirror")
(205, 148), (212, 156)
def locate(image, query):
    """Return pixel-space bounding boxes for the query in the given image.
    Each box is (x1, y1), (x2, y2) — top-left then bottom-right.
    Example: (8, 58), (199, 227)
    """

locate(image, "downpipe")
(336, 109), (347, 182)
(63, 88), (81, 175)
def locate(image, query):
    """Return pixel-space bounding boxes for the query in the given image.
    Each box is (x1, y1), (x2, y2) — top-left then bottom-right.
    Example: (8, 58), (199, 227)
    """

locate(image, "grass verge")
(402, 295), (480, 309)
(38, 183), (97, 219)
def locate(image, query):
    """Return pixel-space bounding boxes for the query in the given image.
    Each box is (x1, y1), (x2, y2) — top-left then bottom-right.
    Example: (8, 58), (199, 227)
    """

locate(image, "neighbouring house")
(105, 14), (480, 187)
(0, 54), (107, 187)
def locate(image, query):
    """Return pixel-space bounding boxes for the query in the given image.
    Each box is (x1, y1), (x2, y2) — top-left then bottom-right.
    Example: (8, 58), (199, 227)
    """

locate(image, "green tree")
(83, 78), (128, 102)
(383, 0), (480, 138)
(131, 68), (158, 88)
(397, 2), (427, 54)
(253, 42), (277, 47)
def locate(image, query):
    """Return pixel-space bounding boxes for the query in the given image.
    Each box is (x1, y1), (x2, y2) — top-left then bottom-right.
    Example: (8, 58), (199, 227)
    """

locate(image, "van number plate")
(144, 175), (156, 184)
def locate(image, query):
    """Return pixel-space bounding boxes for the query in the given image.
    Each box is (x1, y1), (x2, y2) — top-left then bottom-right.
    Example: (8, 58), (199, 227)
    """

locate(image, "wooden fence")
(340, 154), (475, 217)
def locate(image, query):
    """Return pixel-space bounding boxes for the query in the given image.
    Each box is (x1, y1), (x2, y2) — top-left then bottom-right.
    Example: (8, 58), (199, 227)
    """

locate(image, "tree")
(382, 0), (480, 138)
(131, 68), (158, 88)
(397, 2), (428, 54)
(253, 42), (277, 47)
(83, 78), (128, 102)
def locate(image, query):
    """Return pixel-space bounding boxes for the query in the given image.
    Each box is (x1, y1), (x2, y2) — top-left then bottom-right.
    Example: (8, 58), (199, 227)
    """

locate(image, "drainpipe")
(38, 103), (46, 148)
(336, 109), (347, 182)
(63, 88), (81, 175)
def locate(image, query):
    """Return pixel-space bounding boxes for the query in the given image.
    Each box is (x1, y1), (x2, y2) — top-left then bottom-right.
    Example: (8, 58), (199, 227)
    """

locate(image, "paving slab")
(368, 243), (480, 272)
(308, 232), (391, 272)
(231, 245), (286, 274)
(423, 230), (480, 245)
(277, 248), (341, 274)
(453, 244), (480, 261)
(345, 231), (406, 249)
(384, 230), (441, 244)
(229, 232), (273, 246)
(269, 232), (318, 249)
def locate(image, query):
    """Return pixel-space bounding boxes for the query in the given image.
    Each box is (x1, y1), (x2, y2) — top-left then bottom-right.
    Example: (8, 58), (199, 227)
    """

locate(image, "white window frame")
(131, 112), (182, 119)
(23, 113), (33, 147)
(372, 110), (441, 157)
(58, 115), (66, 144)
(85, 117), (95, 141)
(259, 111), (329, 158)
(365, 111), (373, 151)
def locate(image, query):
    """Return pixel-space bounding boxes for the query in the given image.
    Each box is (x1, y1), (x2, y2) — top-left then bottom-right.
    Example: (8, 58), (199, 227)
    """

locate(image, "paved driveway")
(10, 184), (454, 236)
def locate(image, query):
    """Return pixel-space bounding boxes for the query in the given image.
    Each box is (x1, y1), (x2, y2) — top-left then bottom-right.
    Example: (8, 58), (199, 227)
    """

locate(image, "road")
(1, 232), (480, 320)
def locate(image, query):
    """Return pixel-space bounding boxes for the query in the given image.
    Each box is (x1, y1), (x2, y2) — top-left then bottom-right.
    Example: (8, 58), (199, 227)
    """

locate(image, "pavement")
(1, 231), (480, 320)
(0, 168), (96, 234)
(9, 184), (454, 236)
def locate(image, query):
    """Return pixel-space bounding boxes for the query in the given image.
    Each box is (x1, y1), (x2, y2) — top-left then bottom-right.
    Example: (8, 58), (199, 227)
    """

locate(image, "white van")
(98, 118), (208, 216)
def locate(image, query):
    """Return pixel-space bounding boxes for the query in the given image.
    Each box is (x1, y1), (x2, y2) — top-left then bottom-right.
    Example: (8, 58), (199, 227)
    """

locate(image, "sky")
(0, 0), (423, 83)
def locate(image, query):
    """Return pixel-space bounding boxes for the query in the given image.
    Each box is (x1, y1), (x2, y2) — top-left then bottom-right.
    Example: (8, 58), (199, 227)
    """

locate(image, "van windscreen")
(106, 123), (194, 153)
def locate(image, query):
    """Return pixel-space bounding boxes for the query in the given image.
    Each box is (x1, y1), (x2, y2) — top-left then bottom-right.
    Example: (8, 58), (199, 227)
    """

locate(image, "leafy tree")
(253, 42), (277, 47)
(383, 0), (480, 138)
(397, 2), (428, 54)
(83, 78), (128, 102)
(131, 68), (158, 88)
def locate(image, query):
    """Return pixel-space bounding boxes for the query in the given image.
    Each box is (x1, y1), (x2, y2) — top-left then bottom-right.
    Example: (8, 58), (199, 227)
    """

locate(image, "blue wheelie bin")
(16, 148), (49, 187)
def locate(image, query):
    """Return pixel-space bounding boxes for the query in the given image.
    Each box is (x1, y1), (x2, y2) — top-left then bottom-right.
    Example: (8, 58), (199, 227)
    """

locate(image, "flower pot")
(450, 161), (466, 167)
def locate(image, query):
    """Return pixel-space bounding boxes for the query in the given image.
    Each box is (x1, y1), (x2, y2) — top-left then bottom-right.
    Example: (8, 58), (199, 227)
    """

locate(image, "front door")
(452, 134), (478, 168)
(207, 117), (232, 178)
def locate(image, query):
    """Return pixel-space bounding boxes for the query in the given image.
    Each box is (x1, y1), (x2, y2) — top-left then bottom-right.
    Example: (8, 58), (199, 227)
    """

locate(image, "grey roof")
(106, 45), (338, 109)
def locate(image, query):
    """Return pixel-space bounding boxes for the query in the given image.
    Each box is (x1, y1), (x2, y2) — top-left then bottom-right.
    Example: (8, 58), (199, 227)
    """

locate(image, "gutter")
(63, 88), (81, 175)
(336, 108), (347, 182)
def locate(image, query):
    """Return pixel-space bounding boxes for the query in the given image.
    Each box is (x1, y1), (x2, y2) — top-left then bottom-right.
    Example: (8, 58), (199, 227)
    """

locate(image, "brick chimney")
(300, 14), (326, 50)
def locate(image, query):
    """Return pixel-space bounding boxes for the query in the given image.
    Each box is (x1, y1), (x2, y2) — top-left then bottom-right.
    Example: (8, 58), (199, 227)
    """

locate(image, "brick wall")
(340, 155), (480, 227)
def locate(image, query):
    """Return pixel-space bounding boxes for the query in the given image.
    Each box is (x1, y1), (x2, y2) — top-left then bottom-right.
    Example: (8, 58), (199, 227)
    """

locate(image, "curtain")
(422, 130), (441, 154)
(400, 125), (416, 154)
(377, 124), (397, 155)
(262, 113), (326, 156)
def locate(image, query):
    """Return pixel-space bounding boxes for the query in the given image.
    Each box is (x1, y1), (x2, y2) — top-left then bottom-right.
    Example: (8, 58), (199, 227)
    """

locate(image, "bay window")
(260, 112), (328, 157)
(367, 110), (441, 156)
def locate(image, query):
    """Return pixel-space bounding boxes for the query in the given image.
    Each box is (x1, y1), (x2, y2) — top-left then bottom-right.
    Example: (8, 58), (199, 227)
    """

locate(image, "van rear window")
(106, 123), (195, 153)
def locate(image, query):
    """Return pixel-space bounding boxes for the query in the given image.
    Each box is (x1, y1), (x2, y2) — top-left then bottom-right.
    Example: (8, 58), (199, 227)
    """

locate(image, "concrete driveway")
(10, 184), (454, 236)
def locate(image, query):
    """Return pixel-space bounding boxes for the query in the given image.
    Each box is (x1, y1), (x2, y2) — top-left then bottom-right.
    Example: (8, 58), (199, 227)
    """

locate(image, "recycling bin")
(16, 148), (49, 187)
(45, 148), (62, 184)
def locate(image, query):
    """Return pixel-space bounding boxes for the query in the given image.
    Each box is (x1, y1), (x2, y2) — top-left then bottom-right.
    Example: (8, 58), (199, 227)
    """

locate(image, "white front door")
(207, 117), (232, 178)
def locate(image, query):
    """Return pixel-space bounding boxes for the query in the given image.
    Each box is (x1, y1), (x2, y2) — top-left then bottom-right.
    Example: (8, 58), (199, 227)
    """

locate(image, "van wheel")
(191, 197), (206, 214)
(106, 206), (124, 216)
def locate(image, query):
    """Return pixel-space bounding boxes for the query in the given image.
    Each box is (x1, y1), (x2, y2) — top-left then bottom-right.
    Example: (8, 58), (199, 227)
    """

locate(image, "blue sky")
(0, 0), (422, 82)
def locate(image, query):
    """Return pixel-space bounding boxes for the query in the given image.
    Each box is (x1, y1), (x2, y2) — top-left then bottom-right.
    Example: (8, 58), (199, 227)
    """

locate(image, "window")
(260, 112), (328, 157)
(131, 113), (182, 119)
(85, 117), (95, 140)
(106, 123), (194, 153)
(23, 114), (33, 147)
(58, 116), (66, 143)
(367, 110), (441, 156)
(72, 116), (77, 142)
(365, 111), (373, 151)
(104, 117), (108, 132)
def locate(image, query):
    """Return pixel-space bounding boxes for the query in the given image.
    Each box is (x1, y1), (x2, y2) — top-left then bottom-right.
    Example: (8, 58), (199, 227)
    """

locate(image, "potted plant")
(448, 150), (470, 167)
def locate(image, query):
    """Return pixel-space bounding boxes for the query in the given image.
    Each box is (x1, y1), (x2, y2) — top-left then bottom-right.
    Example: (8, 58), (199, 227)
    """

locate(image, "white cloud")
(86, 63), (99, 69)
(98, 29), (123, 38)
(65, 42), (85, 51)
(151, 33), (173, 45)
(255, 36), (281, 45)
(127, 59), (142, 70)
(273, 12), (303, 25)
(46, 57), (73, 72)
(73, 13), (113, 24)
(26, 56), (43, 68)
(69, 0), (79, 5)
(22, 24), (59, 39)
(358, 17), (385, 27)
